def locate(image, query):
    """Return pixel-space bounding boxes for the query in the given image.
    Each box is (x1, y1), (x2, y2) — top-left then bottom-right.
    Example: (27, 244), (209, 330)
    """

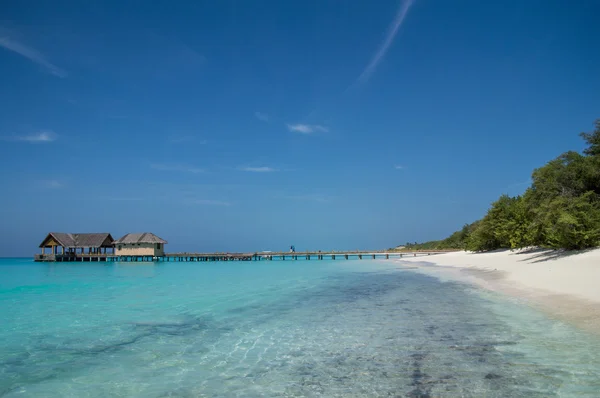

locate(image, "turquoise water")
(1, 258), (600, 397)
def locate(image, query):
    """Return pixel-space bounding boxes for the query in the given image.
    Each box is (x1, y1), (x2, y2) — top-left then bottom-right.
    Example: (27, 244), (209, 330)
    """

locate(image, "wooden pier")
(34, 250), (453, 263)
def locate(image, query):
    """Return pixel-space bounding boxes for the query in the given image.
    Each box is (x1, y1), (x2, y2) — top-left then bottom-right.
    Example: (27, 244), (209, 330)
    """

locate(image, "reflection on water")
(1, 259), (599, 397)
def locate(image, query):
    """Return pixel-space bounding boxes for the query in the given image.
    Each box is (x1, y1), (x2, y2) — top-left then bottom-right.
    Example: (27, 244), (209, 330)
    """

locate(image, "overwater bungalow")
(36, 233), (115, 261)
(34, 232), (167, 262)
(113, 233), (167, 257)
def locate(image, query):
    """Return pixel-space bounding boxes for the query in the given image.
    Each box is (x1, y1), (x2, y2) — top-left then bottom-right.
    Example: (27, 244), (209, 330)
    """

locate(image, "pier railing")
(34, 250), (456, 262)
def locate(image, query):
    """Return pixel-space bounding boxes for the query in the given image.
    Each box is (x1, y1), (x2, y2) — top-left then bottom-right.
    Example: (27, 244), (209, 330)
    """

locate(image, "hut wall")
(115, 243), (165, 256)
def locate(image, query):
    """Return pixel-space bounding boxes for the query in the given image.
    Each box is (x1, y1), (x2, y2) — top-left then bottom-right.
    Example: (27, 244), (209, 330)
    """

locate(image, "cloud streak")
(255, 112), (269, 122)
(40, 179), (64, 189)
(0, 36), (67, 78)
(394, 165), (405, 170)
(355, 0), (415, 84)
(286, 124), (329, 134)
(150, 163), (205, 173)
(3, 130), (58, 143)
(240, 166), (277, 172)
(22, 131), (57, 142)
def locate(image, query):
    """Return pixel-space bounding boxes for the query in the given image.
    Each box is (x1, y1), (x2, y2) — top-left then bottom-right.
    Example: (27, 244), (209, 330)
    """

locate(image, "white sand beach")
(399, 248), (600, 334)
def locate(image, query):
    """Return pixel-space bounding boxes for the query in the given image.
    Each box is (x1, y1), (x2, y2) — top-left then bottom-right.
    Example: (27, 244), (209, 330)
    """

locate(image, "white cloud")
(287, 124), (312, 133)
(4, 130), (58, 143)
(355, 0), (415, 85)
(240, 166), (276, 172)
(394, 165), (405, 170)
(24, 131), (57, 142)
(150, 163), (205, 173)
(255, 112), (269, 122)
(286, 124), (329, 134)
(0, 36), (67, 78)
(40, 180), (64, 189)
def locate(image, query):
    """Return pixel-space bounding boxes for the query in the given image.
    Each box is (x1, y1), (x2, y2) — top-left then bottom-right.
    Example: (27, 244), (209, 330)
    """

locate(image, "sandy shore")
(398, 248), (600, 335)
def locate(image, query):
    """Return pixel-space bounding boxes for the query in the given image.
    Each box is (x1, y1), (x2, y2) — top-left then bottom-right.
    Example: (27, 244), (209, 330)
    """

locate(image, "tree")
(466, 218), (497, 251)
(580, 119), (600, 157)
(542, 192), (600, 250)
(503, 195), (532, 249)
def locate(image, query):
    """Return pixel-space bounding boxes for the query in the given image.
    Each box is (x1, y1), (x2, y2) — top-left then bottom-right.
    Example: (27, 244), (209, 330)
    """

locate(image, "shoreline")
(397, 248), (600, 336)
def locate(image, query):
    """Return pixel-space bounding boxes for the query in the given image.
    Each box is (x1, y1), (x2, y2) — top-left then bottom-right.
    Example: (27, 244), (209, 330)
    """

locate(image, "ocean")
(1, 258), (599, 397)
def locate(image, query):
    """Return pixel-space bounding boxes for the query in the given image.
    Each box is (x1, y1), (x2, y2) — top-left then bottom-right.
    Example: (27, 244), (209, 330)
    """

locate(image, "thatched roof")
(114, 233), (168, 245)
(39, 233), (114, 248)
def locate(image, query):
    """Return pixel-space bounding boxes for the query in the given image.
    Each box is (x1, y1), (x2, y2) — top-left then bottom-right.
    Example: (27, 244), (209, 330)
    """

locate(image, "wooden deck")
(34, 250), (454, 262)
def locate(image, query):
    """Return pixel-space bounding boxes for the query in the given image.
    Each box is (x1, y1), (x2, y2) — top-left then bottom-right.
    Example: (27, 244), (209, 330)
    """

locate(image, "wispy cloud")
(0, 36), (67, 78)
(22, 131), (57, 142)
(394, 165), (405, 170)
(3, 130), (58, 143)
(150, 163), (205, 173)
(40, 179), (64, 189)
(186, 199), (231, 206)
(255, 112), (269, 122)
(239, 166), (277, 173)
(286, 124), (329, 134)
(355, 0), (415, 85)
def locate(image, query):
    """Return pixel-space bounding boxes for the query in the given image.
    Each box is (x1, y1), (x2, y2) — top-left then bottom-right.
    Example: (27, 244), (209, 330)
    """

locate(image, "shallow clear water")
(1, 258), (600, 397)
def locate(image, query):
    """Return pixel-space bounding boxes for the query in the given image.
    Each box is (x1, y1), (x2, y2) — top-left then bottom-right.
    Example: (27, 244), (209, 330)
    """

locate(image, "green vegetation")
(403, 119), (600, 252)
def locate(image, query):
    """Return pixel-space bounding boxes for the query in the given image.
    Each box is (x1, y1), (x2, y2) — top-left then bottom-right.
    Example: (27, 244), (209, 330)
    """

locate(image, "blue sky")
(1, 0), (599, 256)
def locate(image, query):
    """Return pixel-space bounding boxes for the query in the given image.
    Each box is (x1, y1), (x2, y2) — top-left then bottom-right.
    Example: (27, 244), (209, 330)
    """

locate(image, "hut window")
(157, 243), (161, 250)
(118, 245), (122, 250)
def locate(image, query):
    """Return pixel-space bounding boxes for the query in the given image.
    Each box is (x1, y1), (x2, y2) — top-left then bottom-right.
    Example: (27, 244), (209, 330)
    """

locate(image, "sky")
(1, 0), (599, 256)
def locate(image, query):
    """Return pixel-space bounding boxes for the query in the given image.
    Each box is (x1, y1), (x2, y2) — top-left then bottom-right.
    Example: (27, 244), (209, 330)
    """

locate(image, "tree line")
(403, 119), (600, 252)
